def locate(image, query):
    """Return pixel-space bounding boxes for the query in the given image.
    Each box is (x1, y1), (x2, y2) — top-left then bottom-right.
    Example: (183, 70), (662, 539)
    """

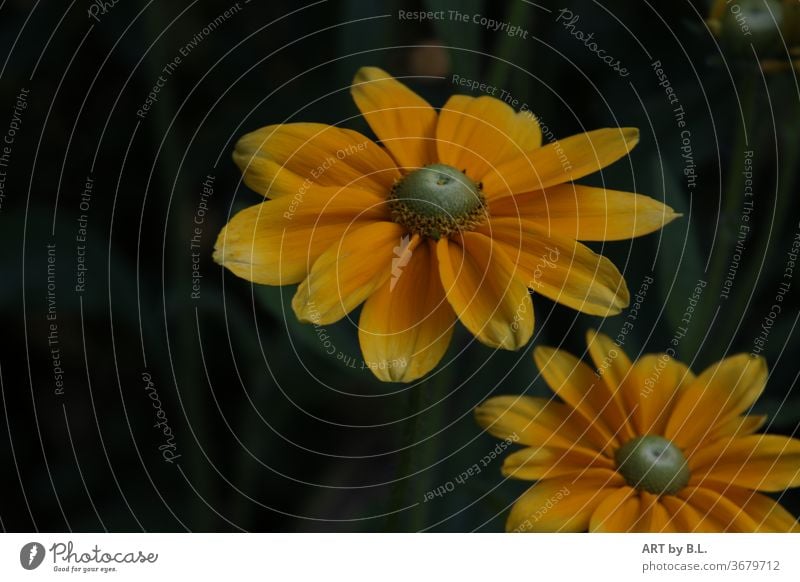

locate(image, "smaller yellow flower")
(475, 331), (800, 532)
(708, 0), (800, 71)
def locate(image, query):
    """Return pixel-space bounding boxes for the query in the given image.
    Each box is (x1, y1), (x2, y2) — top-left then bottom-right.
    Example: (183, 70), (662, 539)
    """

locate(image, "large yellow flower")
(214, 67), (679, 382)
(475, 331), (800, 532)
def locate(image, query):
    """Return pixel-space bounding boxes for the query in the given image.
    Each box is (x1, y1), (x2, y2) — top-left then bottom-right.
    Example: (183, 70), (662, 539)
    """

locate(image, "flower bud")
(708, 0), (784, 57)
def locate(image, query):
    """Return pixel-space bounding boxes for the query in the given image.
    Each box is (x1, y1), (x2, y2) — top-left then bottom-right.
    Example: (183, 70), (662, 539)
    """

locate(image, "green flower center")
(614, 435), (690, 496)
(388, 164), (487, 239)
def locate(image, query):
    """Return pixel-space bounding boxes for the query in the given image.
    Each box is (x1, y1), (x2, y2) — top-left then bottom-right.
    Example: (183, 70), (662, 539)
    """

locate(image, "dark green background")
(0, 0), (798, 531)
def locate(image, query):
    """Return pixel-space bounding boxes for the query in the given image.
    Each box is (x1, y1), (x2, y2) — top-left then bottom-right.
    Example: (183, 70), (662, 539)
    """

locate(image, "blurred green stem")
(385, 368), (450, 532)
(486, 1), (531, 91)
(385, 386), (423, 531)
(704, 70), (758, 345)
(721, 75), (800, 343)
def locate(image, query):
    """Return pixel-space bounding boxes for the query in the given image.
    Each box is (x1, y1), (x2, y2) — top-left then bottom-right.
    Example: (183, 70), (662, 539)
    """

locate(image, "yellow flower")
(214, 67), (679, 382)
(475, 331), (800, 532)
(708, 0), (800, 71)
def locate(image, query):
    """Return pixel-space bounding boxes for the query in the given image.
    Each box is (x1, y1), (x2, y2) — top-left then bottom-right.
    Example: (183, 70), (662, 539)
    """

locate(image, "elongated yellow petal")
(488, 184), (680, 241)
(213, 187), (388, 285)
(234, 123), (400, 197)
(474, 396), (603, 450)
(589, 487), (640, 532)
(292, 221), (404, 324)
(507, 471), (625, 532)
(481, 218), (629, 316)
(660, 494), (722, 532)
(586, 330), (637, 441)
(436, 95), (541, 180)
(351, 67), (437, 170)
(625, 353), (695, 436)
(640, 494), (677, 532)
(358, 238), (455, 382)
(665, 355), (768, 450)
(711, 414), (767, 440)
(690, 435), (800, 492)
(502, 444), (614, 481)
(436, 232), (533, 350)
(719, 487), (800, 532)
(482, 127), (640, 197)
(678, 486), (760, 532)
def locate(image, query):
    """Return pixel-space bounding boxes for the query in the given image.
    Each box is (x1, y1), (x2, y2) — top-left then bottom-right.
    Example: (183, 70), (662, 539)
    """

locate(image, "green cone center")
(389, 164), (487, 239)
(615, 435), (690, 496)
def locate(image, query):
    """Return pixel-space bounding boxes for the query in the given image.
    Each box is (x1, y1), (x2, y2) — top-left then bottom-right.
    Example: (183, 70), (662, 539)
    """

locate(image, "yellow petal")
(502, 444), (615, 481)
(436, 233), (533, 350)
(474, 396), (600, 450)
(625, 353), (695, 436)
(665, 355), (768, 450)
(507, 471), (624, 532)
(690, 435), (800, 492)
(589, 486), (641, 532)
(592, 491), (675, 533)
(533, 346), (628, 452)
(719, 487), (800, 532)
(488, 184), (680, 241)
(358, 238), (455, 382)
(292, 222), (405, 324)
(711, 415), (767, 440)
(482, 218), (629, 316)
(640, 493), (677, 532)
(351, 67), (437, 170)
(660, 494), (722, 532)
(482, 127), (640, 197)
(586, 330), (637, 441)
(678, 486), (760, 532)
(234, 123), (400, 197)
(213, 188), (387, 285)
(436, 95), (541, 180)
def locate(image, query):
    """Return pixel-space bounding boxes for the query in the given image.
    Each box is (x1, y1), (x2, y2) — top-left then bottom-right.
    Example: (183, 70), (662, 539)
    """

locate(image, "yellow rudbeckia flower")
(214, 67), (679, 382)
(707, 0), (800, 71)
(475, 331), (800, 532)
